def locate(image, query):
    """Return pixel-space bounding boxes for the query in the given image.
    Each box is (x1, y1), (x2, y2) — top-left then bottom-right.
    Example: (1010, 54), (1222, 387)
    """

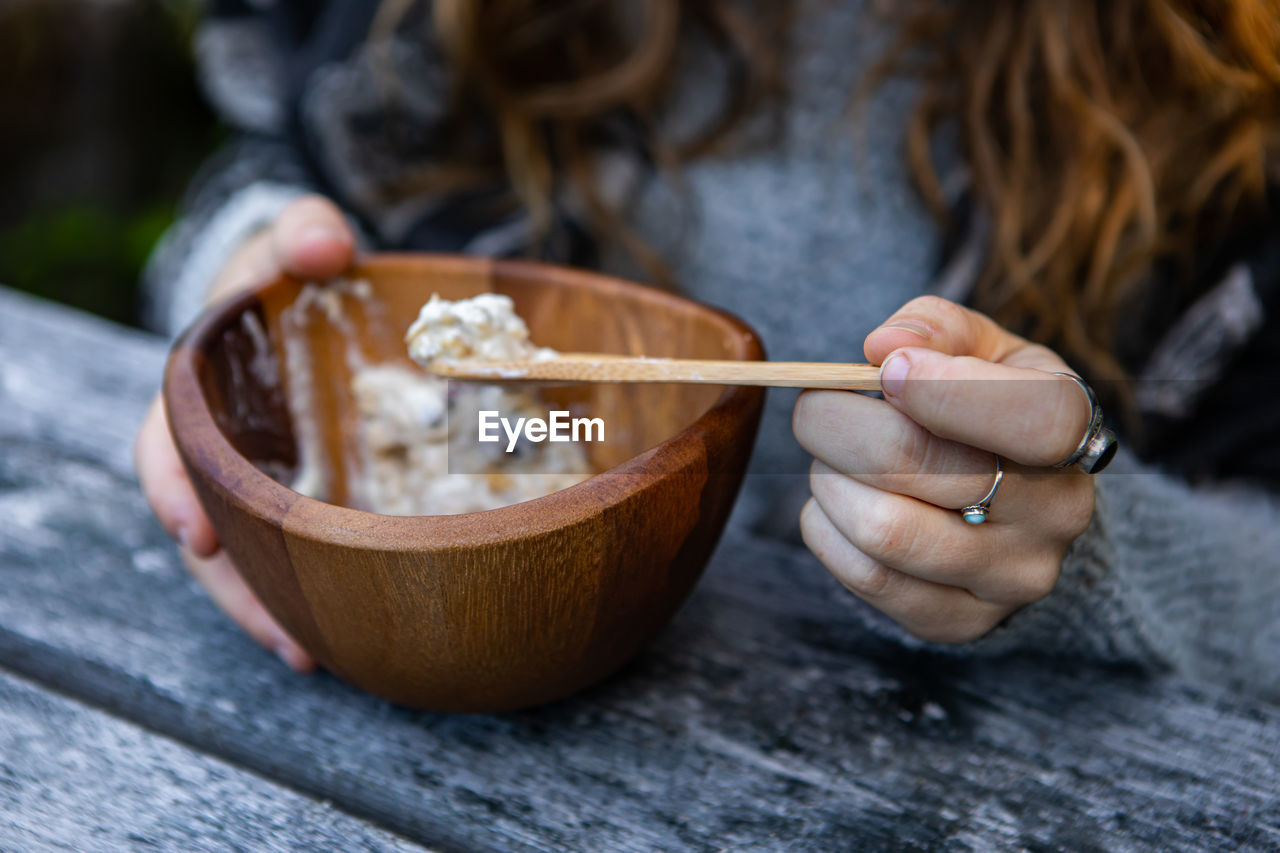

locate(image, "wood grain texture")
(163, 255), (766, 711)
(3, 286), (1280, 852)
(430, 354), (883, 391)
(0, 671), (430, 853)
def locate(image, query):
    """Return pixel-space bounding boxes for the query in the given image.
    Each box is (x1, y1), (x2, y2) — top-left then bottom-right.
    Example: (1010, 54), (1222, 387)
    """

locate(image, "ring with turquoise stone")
(960, 456), (1003, 525)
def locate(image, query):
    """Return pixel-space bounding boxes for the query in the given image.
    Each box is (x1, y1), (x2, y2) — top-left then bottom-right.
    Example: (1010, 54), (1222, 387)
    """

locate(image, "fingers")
(272, 195), (356, 279)
(861, 296), (1090, 467)
(864, 295), (1066, 373)
(794, 391), (1095, 539)
(204, 195), (355, 304)
(136, 396), (315, 673)
(795, 389), (1000, 511)
(800, 498), (1010, 643)
(809, 461), (1058, 604)
(877, 348), (1091, 468)
(134, 397), (218, 558)
(181, 547), (316, 673)
(138, 197), (344, 676)
(864, 295), (1027, 365)
(803, 295), (1093, 641)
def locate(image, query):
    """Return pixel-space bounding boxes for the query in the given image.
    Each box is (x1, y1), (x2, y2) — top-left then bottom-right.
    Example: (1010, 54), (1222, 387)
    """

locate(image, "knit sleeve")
(969, 448), (1280, 694)
(140, 8), (321, 336)
(838, 445), (1280, 701)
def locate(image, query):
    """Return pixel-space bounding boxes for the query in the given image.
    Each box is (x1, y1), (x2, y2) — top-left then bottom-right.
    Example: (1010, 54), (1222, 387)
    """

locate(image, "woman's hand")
(793, 295), (1097, 644)
(134, 195), (356, 671)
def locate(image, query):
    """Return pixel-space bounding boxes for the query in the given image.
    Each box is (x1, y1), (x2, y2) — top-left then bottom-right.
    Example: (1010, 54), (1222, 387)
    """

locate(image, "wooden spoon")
(426, 353), (883, 391)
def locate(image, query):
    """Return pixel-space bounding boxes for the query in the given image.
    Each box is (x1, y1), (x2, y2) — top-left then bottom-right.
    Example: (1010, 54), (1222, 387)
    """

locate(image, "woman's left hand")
(793, 296), (1098, 644)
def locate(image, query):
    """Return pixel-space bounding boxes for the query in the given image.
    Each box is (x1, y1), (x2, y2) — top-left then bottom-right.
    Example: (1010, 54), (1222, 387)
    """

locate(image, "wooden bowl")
(163, 254), (765, 712)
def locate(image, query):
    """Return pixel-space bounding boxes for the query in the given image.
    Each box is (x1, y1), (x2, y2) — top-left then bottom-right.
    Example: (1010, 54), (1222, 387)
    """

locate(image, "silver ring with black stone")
(1050, 372), (1119, 475)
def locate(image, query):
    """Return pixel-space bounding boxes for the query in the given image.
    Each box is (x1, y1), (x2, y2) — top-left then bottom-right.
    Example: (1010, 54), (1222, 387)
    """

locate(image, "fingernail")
(882, 320), (932, 340)
(298, 224), (346, 246)
(880, 353), (910, 396)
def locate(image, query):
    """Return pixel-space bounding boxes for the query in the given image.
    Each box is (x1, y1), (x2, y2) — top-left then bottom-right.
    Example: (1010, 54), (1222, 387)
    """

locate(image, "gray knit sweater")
(146, 0), (1280, 698)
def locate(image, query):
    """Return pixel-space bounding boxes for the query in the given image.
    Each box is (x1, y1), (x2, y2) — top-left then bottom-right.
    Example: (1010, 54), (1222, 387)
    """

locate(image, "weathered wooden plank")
(3, 287), (1280, 852)
(0, 669), (430, 853)
(0, 287), (166, 479)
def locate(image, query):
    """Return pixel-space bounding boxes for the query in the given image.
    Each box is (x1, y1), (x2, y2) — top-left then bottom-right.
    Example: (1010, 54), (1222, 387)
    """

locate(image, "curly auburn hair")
(372, 0), (1280, 387)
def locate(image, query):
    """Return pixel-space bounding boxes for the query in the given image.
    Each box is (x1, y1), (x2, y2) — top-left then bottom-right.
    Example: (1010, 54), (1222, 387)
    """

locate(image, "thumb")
(272, 195), (356, 280)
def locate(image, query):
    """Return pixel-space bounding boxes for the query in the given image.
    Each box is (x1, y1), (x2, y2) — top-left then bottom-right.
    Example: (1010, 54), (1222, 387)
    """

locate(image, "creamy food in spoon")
(405, 292), (558, 367)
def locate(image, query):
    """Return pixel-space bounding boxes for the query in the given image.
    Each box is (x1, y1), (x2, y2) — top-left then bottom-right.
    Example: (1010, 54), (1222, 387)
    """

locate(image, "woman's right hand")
(134, 195), (356, 672)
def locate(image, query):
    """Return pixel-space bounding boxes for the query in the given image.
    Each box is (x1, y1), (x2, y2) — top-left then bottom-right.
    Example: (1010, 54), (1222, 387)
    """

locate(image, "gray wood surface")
(3, 286), (1280, 852)
(0, 669), (429, 853)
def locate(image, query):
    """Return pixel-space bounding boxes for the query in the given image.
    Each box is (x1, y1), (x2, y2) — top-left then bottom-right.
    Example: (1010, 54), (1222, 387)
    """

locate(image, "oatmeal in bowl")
(280, 285), (592, 516)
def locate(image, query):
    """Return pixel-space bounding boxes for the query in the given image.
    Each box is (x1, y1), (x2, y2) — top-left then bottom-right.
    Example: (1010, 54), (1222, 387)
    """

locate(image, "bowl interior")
(194, 255), (763, 510)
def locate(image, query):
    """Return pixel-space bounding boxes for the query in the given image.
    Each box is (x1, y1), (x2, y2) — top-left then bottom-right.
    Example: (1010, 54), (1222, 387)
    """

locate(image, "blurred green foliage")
(0, 0), (220, 329)
(0, 204), (174, 326)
